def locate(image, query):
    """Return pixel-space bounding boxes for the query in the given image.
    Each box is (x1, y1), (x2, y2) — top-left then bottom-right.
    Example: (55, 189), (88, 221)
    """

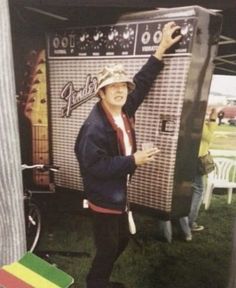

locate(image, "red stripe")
(99, 101), (126, 155)
(0, 269), (33, 288)
(89, 201), (122, 214)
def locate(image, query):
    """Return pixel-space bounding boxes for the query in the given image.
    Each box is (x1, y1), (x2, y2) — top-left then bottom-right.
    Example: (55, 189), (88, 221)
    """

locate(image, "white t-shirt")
(113, 114), (132, 156)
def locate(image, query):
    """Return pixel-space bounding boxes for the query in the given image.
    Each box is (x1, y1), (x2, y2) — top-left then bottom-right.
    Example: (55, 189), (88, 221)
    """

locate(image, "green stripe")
(19, 252), (74, 287)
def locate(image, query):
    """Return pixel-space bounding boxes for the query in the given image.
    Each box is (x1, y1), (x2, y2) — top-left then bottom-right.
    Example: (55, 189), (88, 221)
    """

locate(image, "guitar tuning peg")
(38, 58), (46, 64)
(25, 107), (32, 113)
(25, 84), (31, 93)
(33, 79), (40, 84)
(29, 97), (35, 103)
(30, 50), (37, 56)
(26, 61), (33, 68)
(30, 88), (38, 93)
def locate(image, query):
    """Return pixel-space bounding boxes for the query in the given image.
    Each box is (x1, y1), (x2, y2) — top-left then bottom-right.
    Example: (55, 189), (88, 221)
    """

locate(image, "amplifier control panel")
(48, 18), (196, 58)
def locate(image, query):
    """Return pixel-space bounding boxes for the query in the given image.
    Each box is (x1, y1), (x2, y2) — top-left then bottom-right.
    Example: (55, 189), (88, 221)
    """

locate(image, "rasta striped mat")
(0, 252), (74, 288)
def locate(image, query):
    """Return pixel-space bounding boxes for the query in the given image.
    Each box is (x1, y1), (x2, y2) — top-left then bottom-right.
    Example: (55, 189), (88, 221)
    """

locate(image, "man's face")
(100, 82), (128, 110)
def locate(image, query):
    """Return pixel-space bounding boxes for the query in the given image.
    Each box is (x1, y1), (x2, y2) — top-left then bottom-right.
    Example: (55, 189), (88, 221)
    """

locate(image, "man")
(188, 108), (217, 238)
(74, 22), (181, 288)
(217, 110), (224, 125)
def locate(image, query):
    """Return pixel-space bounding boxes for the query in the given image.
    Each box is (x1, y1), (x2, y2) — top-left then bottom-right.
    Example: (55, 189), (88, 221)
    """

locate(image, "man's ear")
(98, 89), (105, 99)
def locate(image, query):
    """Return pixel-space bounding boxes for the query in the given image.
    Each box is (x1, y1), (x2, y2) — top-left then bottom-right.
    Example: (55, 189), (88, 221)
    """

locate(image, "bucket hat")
(95, 64), (135, 95)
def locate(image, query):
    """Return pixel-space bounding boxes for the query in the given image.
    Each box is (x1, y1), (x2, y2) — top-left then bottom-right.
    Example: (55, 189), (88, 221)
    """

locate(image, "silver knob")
(153, 31), (162, 44)
(141, 31), (151, 44)
(108, 31), (114, 41)
(123, 30), (130, 40)
(181, 23), (189, 36)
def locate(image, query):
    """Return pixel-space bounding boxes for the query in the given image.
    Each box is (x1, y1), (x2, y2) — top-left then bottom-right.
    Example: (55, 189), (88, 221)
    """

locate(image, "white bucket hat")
(95, 64), (135, 96)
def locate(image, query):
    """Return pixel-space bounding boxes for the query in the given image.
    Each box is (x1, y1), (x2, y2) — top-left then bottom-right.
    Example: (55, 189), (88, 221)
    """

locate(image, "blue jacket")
(74, 56), (164, 211)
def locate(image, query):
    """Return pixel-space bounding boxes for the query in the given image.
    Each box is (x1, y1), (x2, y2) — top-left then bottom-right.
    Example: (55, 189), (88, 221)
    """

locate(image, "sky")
(210, 75), (236, 97)
(209, 75), (236, 105)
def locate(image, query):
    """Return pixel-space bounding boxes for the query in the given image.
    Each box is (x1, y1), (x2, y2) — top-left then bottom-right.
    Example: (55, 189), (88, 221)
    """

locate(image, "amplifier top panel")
(47, 5), (222, 59)
(47, 17), (196, 58)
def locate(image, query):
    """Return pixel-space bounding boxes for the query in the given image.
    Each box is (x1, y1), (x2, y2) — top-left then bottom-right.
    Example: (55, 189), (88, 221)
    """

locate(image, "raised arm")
(124, 21), (182, 117)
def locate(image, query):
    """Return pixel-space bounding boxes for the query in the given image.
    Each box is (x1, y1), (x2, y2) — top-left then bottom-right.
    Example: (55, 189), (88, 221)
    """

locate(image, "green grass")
(216, 125), (236, 133)
(210, 124), (236, 151)
(36, 193), (236, 288)
(34, 124), (236, 287)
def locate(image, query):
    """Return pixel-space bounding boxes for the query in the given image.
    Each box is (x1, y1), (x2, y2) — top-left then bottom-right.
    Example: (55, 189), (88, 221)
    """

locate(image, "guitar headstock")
(19, 49), (50, 187)
(17, 50), (38, 111)
(24, 50), (48, 126)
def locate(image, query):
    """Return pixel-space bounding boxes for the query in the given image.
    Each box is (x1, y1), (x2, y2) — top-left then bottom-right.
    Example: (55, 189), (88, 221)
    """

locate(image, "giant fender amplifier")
(47, 6), (222, 219)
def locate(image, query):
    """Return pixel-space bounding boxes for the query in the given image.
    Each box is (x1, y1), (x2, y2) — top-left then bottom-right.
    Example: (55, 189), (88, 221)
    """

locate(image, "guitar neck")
(32, 124), (50, 186)
(23, 50), (50, 187)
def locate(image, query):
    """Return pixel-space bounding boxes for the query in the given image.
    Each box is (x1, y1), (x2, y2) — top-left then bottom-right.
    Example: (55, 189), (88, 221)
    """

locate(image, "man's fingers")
(162, 22), (182, 45)
(147, 148), (160, 157)
(172, 25), (181, 32)
(172, 34), (182, 44)
(163, 21), (176, 29)
(147, 156), (155, 162)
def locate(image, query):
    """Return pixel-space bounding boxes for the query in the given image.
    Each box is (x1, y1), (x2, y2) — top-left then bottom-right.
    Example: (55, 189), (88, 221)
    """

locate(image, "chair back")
(209, 157), (236, 183)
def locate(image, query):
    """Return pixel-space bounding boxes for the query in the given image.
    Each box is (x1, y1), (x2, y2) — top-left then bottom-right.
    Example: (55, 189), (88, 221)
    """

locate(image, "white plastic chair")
(203, 157), (236, 210)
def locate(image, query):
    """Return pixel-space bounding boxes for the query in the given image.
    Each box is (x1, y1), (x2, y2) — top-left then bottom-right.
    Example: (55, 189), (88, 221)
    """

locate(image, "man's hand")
(133, 148), (160, 166)
(154, 21), (182, 60)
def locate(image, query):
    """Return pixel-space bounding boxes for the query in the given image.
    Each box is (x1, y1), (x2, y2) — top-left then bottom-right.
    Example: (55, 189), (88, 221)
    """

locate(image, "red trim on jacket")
(100, 101), (135, 155)
(89, 201), (122, 214)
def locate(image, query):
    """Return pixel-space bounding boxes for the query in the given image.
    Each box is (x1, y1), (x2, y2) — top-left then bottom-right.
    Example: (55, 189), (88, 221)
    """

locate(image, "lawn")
(33, 125), (236, 288)
(36, 192), (236, 288)
(210, 124), (236, 151)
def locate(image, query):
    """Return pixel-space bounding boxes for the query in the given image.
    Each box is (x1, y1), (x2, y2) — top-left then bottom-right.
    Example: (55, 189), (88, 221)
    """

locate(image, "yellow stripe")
(3, 262), (60, 288)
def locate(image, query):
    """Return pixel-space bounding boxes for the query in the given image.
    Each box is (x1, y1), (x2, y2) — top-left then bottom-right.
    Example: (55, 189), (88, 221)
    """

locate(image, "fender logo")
(60, 74), (97, 117)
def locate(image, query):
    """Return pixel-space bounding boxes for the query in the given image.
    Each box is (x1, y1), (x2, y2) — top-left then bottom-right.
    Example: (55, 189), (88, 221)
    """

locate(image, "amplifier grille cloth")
(49, 55), (191, 212)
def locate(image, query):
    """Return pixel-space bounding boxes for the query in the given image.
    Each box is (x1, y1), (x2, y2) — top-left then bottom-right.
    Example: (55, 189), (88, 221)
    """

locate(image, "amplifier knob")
(120, 26), (135, 49)
(79, 32), (89, 43)
(61, 36), (69, 48)
(153, 30), (162, 44)
(80, 34), (85, 42)
(108, 31), (114, 41)
(106, 28), (119, 50)
(181, 22), (194, 36)
(181, 23), (189, 36)
(92, 31), (104, 51)
(123, 30), (129, 40)
(52, 36), (60, 49)
(141, 31), (151, 44)
(123, 26), (134, 40)
(78, 32), (90, 52)
(180, 22), (194, 44)
(93, 32), (99, 41)
(108, 28), (118, 41)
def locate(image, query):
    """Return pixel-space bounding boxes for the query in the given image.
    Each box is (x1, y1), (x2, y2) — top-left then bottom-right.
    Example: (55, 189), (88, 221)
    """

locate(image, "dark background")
(9, 0), (236, 76)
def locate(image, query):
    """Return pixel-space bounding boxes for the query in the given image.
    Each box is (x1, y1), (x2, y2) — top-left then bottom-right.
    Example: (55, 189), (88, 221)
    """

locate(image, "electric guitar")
(23, 49), (50, 186)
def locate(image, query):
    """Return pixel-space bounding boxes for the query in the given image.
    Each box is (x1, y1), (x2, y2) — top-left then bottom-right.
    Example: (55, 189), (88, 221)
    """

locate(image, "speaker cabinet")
(47, 6), (222, 218)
